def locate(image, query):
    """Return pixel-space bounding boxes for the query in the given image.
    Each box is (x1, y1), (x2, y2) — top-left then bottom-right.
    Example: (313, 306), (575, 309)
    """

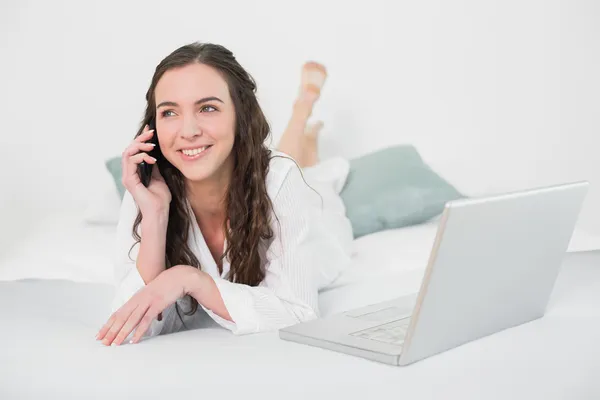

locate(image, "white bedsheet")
(1, 251), (599, 399)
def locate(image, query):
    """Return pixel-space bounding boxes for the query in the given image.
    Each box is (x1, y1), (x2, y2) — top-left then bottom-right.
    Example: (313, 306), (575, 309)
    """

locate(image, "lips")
(180, 145), (212, 156)
(178, 145), (213, 161)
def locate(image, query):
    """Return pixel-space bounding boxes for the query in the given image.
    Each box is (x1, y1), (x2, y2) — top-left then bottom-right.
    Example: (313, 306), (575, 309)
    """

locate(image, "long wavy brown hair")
(129, 42), (278, 317)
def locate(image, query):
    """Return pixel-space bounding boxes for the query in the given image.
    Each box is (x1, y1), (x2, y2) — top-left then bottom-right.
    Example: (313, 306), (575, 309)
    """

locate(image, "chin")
(169, 147), (233, 183)
(181, 165), (217, 182)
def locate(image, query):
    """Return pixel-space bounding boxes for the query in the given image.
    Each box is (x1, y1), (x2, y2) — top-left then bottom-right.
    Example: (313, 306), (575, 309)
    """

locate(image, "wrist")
(142, 208), (169, 229)
(177, 265), (207, 299)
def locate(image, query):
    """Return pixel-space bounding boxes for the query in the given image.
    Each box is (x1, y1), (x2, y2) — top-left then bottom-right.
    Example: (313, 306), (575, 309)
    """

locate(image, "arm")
(185, 269), (232, 322)
(110, 191), (183, 339)
(191, 163), (352, 335)
(136, 209), (168, 284)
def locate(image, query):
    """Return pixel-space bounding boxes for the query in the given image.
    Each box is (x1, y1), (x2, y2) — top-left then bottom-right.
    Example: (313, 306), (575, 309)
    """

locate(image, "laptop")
(279, 181), (589, 366)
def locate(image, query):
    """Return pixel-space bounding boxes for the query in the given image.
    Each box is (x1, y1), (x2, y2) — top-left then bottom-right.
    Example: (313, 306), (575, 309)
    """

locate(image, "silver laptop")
(279, 181), (589, 366)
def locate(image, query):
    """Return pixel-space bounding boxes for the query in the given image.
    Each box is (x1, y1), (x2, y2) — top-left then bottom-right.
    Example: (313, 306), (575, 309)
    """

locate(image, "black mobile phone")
(137, 118), (160, 187)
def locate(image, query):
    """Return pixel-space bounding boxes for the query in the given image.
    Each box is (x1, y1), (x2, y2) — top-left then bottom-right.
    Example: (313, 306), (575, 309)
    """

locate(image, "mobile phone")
(137, 118), (161, 187)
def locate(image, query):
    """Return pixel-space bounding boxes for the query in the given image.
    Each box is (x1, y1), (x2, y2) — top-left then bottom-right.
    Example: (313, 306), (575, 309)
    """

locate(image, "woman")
(96, 42), (353, 346)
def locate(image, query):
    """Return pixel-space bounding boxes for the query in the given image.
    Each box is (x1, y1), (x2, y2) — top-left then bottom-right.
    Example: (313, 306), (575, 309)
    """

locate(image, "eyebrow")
(156, 96), (224, 109)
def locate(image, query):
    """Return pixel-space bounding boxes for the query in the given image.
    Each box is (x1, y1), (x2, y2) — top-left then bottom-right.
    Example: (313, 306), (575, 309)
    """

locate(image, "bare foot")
(296, 61), (328, 112)
(302, 121), (324, 167)
(277, 61), (328, 165)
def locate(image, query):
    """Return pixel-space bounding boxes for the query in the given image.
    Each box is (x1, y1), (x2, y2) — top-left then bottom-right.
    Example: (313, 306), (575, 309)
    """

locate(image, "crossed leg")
(276, 62), (327, 168)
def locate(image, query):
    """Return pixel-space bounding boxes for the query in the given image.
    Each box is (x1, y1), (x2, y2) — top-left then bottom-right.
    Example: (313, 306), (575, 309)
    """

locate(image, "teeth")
(182, 146), (208, 156)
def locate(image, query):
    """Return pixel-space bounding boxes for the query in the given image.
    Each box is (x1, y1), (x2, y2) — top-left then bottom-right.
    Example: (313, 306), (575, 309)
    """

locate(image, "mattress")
(1, 213), (599, 399)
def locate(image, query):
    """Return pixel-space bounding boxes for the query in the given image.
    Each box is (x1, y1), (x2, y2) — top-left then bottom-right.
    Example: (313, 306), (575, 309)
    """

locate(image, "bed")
(1, 212), (599, 399)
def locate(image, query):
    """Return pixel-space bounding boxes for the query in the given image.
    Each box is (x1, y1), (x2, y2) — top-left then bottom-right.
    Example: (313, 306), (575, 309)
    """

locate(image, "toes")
(303, 61), (327, 74)
(302, 62), (327, 83)
(301, 62), (328, 93)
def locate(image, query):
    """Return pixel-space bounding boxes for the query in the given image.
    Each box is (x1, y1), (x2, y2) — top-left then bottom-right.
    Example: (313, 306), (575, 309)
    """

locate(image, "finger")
(123, 141), (156, 158)
(96, 313), (117, 341)
(101, 305), (137, 346)
(113, 303), (150, 346)
(135, 127), (155, 143)
(121, 142), (156, 182)
(122, 153), (157, 190)
(131, 304), (163, 344)
(130, 152), (157, 165)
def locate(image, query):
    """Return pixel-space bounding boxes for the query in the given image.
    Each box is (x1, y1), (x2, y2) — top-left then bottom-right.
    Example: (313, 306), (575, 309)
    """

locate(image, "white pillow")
(82, 167), (122, 225)
(0, 213), (116, 283)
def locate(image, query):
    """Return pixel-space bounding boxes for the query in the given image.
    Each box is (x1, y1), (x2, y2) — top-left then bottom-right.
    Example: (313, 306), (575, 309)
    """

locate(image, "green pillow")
(105, 145), (463, 239)
(105, 156), (126, 200)
(340, 145), (464, 238)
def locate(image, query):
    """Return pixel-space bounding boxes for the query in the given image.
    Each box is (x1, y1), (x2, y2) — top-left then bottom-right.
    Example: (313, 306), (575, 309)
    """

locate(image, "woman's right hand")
(121, 125), (172, 217)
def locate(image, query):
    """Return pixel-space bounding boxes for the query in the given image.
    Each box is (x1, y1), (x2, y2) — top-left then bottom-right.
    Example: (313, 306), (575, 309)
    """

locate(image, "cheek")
(156, 125), (180, 164)
(211, 116), (236, 144)
(157, 122), (179, 146)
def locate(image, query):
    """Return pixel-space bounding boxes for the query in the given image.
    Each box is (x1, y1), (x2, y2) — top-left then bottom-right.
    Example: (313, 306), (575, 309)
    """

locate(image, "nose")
(180, 115), (202, 139)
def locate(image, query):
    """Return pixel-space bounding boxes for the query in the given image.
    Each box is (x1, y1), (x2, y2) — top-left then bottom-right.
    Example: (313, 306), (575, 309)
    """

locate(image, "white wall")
(1, 0), (598, 248)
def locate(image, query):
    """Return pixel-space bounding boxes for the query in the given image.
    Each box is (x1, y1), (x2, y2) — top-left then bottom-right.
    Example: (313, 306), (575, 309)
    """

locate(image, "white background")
(1, 0), (598, 250)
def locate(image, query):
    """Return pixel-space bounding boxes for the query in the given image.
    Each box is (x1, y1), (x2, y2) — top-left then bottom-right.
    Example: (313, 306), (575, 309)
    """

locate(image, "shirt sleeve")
(201, 162), (353, 335)
(111, 190), (185, 340)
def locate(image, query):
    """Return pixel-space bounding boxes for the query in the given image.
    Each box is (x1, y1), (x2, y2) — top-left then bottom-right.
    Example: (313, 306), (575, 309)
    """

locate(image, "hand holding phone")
(137, 119), (159, 187)
(121, 122), (172, 216)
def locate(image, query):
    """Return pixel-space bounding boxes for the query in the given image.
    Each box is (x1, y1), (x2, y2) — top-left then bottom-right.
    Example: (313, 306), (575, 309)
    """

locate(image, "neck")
(186, 156), (233, 233)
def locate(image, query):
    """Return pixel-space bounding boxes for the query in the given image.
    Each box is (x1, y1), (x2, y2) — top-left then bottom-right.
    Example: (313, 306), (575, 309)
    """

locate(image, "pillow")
(81, 166), (122, 225)
(105, 156), (126, 200)
(103, 146), (463, 238)
(339, 145), (464, 238)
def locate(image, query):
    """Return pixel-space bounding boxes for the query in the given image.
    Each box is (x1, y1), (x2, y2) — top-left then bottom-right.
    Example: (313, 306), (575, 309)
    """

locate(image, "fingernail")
(129, 340), (134, 344)
(149, 143), (156, 147)
(151, 156), (157, 162)
(148, 129), (155, 133)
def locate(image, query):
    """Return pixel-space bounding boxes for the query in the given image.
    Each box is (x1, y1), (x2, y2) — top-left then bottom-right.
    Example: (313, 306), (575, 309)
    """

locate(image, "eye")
(200, 105), (217, 113)
(161, 109), (176, 117)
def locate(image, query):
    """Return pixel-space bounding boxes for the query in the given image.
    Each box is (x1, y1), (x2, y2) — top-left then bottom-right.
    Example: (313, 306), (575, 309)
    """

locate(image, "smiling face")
(154, 62), (236, 184)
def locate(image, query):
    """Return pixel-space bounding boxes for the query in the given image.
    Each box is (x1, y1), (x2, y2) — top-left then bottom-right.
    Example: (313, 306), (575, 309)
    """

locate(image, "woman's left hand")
(96, 265), (193, 346)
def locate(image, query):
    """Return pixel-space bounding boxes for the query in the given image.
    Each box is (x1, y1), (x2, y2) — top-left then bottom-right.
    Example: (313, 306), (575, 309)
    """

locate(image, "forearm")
(137, 210), (169, 284)
(184, 267), (232, 322)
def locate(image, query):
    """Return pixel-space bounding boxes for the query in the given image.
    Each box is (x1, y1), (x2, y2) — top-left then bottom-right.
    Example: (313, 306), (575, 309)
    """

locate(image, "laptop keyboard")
(349, 318), (411, 346)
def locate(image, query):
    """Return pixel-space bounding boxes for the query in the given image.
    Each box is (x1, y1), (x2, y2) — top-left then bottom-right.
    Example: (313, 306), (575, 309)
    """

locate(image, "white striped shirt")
(111, 152), (353, 338)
